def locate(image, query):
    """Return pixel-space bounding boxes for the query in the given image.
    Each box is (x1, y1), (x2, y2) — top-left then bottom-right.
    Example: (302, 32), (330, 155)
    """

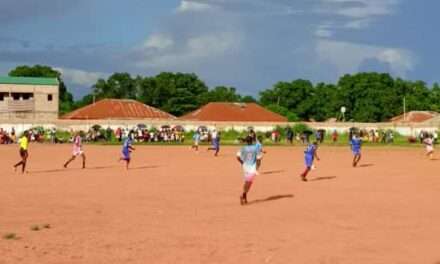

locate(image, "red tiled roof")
(390, 111), (439, 123)
(179, 102), (287, 122)
(61, 99), (175, 120)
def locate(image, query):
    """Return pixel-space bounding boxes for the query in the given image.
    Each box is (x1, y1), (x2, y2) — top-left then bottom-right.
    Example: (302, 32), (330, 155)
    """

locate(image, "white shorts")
(244, 172), (257, 182)
(73, 150), (84, 156)
(426, 146), (434, 153)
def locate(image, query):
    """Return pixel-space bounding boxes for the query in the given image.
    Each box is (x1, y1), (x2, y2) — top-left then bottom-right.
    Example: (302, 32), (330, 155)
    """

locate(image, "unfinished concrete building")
(0, 76), (59, 121)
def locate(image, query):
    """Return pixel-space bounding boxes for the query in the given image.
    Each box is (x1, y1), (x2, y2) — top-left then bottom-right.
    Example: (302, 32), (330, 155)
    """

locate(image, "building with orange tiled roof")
(61, 99), (175, 120)
(390, 111), (439, 123)
(179, 102), (287, 122)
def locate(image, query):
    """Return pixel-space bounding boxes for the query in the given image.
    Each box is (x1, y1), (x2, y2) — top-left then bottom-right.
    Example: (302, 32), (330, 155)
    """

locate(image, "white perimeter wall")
(0, 119), (439, 136)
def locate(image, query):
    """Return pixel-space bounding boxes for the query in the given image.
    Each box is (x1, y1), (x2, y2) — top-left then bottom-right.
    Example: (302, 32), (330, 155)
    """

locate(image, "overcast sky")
(1, 0), (439, 99)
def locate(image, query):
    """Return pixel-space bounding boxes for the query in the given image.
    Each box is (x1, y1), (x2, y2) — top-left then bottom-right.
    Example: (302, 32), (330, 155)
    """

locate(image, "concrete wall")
(0, 118), (439, 136)
(0, 83), (58, 121)
(304, 122), (439, 136)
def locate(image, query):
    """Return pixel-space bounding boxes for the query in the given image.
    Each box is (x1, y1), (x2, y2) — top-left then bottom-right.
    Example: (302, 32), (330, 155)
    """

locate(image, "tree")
(91, 72), (136, 100)
(259, 79), (314, 120)
(430, 83), (440, 112)
(69, 69), (440, 121)
(310, 83), (340, 121)
(337, 72), (398, 122)
(240, 95), (257, 103)
(200, 86), (242, 104)
(8, 65), (74, 114)
(159, 73), (209, 116)
(265, 104), (299, 121)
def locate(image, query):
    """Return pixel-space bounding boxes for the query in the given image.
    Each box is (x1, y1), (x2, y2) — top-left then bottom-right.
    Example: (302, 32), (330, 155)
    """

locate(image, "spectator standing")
(332, 130), (338, 143)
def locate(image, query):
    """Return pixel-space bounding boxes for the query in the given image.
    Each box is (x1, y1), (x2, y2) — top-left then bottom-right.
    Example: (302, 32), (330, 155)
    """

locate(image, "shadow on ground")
(29, 168), (78, 174)
(247, 194), (294, 205)
(29, 165), (160, 174)
(86, 165), (120, 170)
(309, 176), (337, 181)
(261, 170), (284, 175)
(358, 164), (374, 168)
(129, 165), (161, 170)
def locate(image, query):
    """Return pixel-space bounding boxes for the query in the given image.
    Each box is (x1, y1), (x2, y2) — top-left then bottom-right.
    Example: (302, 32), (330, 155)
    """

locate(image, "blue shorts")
(122, 150), (130, 160)
(352, 150), (361, 156)
(305, 155), (314, 168)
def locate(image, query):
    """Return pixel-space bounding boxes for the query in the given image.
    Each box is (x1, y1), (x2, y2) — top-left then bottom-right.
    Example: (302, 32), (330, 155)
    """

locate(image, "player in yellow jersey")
(14, 131), (29, 173)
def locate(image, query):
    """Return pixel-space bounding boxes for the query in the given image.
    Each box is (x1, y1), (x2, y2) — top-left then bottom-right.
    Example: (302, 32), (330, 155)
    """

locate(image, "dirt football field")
(1, 144), (440, 264)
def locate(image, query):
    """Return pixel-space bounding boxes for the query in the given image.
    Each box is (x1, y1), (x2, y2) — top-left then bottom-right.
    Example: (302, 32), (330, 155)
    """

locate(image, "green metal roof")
(0, 76), (59, 86)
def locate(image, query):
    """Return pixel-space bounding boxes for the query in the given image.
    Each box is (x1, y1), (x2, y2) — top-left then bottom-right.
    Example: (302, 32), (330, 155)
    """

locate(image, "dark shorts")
(213, 142), (220, 150)
(19, 149), (28, 158)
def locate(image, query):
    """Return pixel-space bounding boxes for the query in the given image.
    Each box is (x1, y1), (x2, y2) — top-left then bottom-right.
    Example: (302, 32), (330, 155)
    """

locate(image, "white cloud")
(137, 31), (242, 69)
(176, 0), (214, 13)
(344, 19), (370, 29)
(377, 49), (414, 73)
(337, 0), (398, 18)
(316, 0), (399, 36)
(143, 34), (174, 50)
(55, 67), (108, 86)
(315, 24), (333, 38)
(316, 39), (415, 77)
(321, 0), (399, 18)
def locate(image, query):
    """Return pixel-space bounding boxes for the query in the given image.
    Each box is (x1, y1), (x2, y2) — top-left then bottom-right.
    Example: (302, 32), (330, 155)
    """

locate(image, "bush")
(292, 123), (312, 134)
(55, 130), (72, 142)
(273, 125), (287, 138)
(221, 129), (242, 140)
(265, 104), (299, 121)
(286, 112), (300, 122)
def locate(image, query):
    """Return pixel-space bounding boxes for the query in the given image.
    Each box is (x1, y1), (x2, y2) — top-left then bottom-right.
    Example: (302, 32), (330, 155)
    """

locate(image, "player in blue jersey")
(237, 136), (263, 205)
(300, 141), (320, 182)
(119, 137), (135, 170)
(350, 135), (362, 167)
(207, 130), (221, 156)
(191, 131), (201, 152)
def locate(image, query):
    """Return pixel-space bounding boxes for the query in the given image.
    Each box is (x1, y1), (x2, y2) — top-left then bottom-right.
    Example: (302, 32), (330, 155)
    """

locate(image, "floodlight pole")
(340, 106), (346, 122)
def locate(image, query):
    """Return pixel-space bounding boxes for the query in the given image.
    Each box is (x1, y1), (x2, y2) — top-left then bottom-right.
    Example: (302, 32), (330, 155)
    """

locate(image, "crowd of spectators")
(0, 127), (49, 144)
(1, 125), (439, 146)
(84, 125), (186, 143)
(0, 128), (15, 144)
(348, 129), (395, 144)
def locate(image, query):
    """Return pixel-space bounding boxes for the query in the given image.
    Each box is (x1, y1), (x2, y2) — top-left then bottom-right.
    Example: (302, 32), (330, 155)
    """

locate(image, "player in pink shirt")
(63, 132), (86, 169)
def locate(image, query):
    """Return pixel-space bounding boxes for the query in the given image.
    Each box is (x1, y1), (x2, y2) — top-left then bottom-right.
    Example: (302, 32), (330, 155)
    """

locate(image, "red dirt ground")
(1, 145), (439, 264)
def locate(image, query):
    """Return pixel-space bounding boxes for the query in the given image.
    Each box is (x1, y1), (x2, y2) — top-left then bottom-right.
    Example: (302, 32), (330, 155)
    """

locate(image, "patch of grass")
(30, 225), (40, 231)
(3, 233), (17, 240)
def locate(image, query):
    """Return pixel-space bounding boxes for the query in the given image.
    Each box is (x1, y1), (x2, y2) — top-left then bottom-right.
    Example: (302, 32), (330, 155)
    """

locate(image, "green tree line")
(8, 65), (440, 122)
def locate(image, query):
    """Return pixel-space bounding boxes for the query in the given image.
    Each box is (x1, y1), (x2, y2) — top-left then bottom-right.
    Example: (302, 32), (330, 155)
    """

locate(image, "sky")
(1, 0), (439, 99)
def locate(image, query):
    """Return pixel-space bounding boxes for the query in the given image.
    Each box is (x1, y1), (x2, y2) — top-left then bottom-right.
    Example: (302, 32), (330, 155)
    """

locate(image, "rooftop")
(61, 99), (176, 120)
(180, 102), (288, 122)
(390, 111), (439, 123)
(0, 76), (59, 86)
